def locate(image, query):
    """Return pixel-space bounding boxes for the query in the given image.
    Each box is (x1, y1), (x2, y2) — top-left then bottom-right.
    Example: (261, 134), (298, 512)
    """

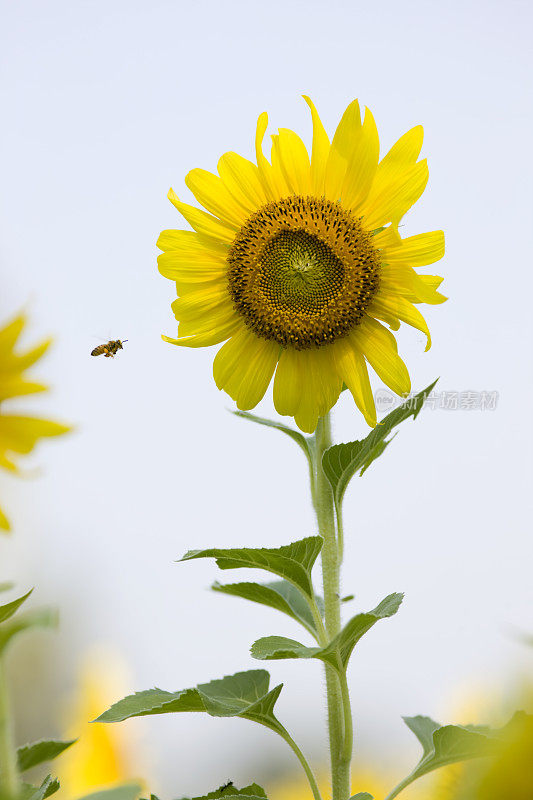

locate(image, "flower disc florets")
(227, 196), (381, 349)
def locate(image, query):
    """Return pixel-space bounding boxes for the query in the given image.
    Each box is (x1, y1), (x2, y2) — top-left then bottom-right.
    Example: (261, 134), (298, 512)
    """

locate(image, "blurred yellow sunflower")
(0, 312), (70, 531)
(59, 650), (147, 797)
(157, 96), (446, 432)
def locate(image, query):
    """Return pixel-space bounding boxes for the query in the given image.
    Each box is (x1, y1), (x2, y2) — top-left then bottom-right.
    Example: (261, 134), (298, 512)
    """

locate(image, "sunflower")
(58, 650), (147, 797)
(157, 97), (446, 433)
(0, 312), (70, 531)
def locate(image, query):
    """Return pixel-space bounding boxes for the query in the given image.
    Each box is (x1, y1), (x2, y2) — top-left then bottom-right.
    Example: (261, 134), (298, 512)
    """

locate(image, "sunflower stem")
(313, 414), (352, 800)
(0, 654), (19, 799)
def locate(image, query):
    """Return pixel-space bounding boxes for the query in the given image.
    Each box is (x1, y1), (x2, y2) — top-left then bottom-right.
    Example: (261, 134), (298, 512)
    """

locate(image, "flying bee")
(218, 781), (234, 793)
(91, 339), (128, 358)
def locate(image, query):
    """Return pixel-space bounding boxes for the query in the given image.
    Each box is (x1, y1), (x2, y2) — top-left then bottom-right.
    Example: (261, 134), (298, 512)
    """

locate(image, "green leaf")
(322, 380), (438, 508)
(95, 687), (205, 722)
(386, 713), (530, 797)
(179, 537), (323, 600)
(17, 775), (61, 800)
(212, 580), (321, 638)
(232, 411), (313, 468)
(176, 782), (267, 799)
(251, 636), (321, 662)
(0, 608), (57, 654)
(77, 785), (142, 800)
(41, 777), (60, 800)
(17, 739), (76, 772)
(97, 670), (284, 735)
(0, 582), (14, 593)
(321, 592), (403, 670)
(0, 589), (33, 624)
(251, 593), (403, 672)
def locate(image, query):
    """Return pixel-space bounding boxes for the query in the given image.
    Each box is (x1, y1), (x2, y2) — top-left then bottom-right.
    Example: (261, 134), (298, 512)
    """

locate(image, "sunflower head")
(157, 96), (446, 433)
(0, 312), (70, 531)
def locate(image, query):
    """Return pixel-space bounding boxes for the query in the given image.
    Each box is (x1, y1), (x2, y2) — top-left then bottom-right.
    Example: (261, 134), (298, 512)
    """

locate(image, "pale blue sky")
(1, 0), (532, 794)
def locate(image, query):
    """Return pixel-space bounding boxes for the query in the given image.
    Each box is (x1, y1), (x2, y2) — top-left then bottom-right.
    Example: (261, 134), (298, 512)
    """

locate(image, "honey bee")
(91, 339), (128, 358)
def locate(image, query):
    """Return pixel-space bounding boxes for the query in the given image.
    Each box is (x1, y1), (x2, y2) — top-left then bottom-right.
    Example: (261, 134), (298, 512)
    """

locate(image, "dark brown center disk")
(227, 196), (381, 350)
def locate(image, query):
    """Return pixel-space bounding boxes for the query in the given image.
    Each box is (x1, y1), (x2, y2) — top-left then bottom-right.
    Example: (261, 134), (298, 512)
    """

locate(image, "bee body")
(91, 339), (128, 358)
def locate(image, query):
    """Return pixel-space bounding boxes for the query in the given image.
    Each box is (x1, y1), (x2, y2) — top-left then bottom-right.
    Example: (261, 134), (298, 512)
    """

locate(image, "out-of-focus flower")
(157, 96), (446, 432)
(58, 650), (148, 797)
(0, 312), (70, 531)
(269, 765), (425, 799)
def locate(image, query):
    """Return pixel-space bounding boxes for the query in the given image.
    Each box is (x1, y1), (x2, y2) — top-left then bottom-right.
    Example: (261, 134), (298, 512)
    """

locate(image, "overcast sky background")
(1, 0), (532, 795)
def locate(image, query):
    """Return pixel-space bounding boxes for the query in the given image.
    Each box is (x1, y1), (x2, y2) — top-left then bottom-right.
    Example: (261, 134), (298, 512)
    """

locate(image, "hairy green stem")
(277, 726), (323, 800)
(0, 656), (18, 798)
(313, 414), (352, 800)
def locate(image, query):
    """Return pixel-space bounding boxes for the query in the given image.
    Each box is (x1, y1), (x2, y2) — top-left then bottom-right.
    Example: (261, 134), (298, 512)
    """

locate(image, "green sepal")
(0, 589), (33, 624)
(349, 795), (374, 799)
(97, 669), (285, 736)
(77, 785), (142, 800)
(212, 580), (322, 638)
(232, 411), (313, 470)
(251, 593), (403, 672)
(387, 712), (531, 797)
(0, 608), (58, 655)
(176, 782), (267, 799)
(322, 380), (438, 508)
(17, 739), (76, 772)
(179, 538), (323, 600)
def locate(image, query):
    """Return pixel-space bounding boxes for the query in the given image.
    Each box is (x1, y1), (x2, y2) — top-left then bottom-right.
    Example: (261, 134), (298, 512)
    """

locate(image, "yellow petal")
(302, 95), (330, 196)
(368, 294), (432, 350)
(341, 106), (380, 211)
(11, 339), (52, 372)
(185, 169), (249, 228)
(255, 112), (282, 200)
(213, 327), (279, 409)
(0, 451), (18, 472)
(156, 228), (228, 257)
(0, 378), (48, 402)
(0, 315), (25, 353)
(270, 135), (292, 197)
(171, 284), (232, 322)
(381, 264), (447, 305)
(332, 338), (376, 427)
(167, 189), (235, 244)
(383, 230), (445, 267)
(324, 99), (361, 202)
(353, 317), (411, 397)
(157, 251), (226, 285)
(163, 315), (240, 348)
(273, 348), (303, 417)
(217, 152), (267, 211)
(361, 160), (429, 230)
(293, 349), (343, 433)
(373, 226), (401, 249)
(274, 348), (342, 433)
(0, 505), (10, 532)
(0, 416), (70, 454)
(375, 125), (424, 189)
(273, 128), (311, 196)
